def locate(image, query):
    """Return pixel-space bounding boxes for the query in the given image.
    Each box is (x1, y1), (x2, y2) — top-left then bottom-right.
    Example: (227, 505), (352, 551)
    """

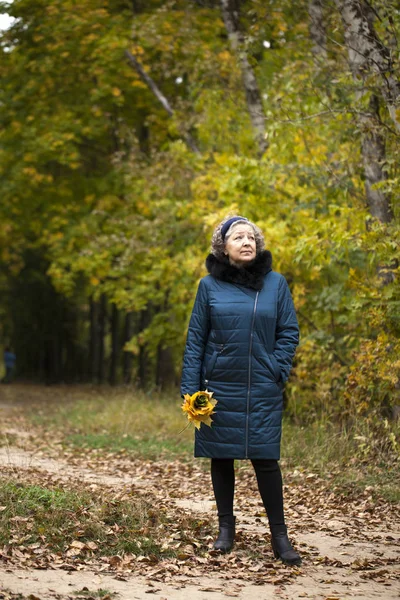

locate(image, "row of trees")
(0, 1), (399, 419)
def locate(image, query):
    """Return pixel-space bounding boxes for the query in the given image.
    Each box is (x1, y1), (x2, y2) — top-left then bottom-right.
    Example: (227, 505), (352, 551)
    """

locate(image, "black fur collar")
(206, 250), (272, 291)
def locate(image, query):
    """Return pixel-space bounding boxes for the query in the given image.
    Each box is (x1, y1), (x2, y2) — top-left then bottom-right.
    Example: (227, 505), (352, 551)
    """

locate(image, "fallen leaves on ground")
(0, 405), (399, 596)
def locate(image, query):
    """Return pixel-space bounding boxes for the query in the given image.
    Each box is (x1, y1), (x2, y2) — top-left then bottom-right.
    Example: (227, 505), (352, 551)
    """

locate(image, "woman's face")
(224, 224), (256, 266)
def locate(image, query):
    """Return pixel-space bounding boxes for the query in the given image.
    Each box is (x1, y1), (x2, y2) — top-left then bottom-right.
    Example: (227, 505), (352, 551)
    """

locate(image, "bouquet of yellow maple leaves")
(181, 390), (217, 430)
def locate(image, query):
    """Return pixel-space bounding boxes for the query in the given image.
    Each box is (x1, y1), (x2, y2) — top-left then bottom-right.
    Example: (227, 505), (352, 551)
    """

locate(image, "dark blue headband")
(221, 216), (249, 241)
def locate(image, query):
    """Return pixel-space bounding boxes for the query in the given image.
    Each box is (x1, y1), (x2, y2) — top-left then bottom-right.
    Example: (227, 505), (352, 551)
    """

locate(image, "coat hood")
(205, 250), (272, 291)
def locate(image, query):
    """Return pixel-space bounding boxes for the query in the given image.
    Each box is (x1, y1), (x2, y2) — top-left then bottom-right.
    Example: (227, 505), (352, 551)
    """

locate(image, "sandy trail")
(1, 564), (398, 600)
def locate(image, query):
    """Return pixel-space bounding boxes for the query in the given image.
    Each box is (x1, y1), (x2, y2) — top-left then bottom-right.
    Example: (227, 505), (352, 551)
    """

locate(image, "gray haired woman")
(181, 215), (301, 565)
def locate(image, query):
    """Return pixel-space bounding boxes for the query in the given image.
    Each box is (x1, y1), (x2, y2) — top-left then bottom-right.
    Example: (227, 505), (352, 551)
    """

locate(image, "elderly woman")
(181, 215), (301, 566)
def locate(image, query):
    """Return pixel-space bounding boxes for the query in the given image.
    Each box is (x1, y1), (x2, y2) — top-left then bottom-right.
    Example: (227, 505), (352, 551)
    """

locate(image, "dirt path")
(1, 394), (399, 600)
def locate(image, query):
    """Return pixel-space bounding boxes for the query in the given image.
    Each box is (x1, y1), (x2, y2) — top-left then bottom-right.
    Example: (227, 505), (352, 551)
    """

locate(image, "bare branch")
(124, 50), (201, 154)
(220, 0), (268, 157)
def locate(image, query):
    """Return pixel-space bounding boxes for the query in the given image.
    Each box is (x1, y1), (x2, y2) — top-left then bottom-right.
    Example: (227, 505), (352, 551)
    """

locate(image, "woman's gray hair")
(210, 215), (265, 259)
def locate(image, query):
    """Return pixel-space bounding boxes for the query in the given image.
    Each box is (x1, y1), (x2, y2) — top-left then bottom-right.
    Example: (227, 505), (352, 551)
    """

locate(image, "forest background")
(0, 0), (399, 452)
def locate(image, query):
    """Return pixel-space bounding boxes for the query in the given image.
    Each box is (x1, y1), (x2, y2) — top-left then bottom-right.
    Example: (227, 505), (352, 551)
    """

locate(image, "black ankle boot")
(270, 527), (302, 566)
(213, 515), (236, 553)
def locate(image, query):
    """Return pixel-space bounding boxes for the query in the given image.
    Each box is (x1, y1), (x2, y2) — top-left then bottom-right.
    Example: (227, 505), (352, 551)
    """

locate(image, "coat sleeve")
(180, 278), (210, 396)
(272, 276), (299, 383)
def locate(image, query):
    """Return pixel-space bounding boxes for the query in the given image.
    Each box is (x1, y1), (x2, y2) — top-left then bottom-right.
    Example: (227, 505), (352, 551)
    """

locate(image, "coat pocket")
(204, 344), (224, 383)
(265, 353), (282, 383)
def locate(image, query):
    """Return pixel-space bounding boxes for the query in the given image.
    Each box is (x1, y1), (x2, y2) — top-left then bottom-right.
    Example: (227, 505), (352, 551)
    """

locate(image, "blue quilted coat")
(181, 251), (299, 460)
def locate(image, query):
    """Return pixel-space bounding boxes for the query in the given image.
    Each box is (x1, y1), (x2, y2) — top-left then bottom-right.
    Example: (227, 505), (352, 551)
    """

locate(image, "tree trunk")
(308, 0), (328, 60)
(109, 303), (119, 385)
(137, 122), (150, 156)
(335, 0), (400, 134)
(335, 0), (394, 222)
(89, 296), (99, 382)
(97, 294), (107, 384)
(55, 303), (64, 383)
(156, 344), (176, 389)
(220, 0), (268, 157)
(361, 95), (392, 222)
(123, 312), (133, 384)
(138, 307), (152, 388)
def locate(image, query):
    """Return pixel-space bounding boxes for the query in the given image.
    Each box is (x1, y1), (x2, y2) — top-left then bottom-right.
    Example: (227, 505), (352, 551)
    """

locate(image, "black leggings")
(211, 458), (285, 530)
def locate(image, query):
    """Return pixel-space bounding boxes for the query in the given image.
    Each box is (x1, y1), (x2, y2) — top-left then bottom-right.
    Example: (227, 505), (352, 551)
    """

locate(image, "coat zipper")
(245, 291), (259, 459)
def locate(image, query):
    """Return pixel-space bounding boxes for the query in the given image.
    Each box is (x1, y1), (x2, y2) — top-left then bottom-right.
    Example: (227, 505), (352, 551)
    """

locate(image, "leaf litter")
(0, 405), (399, 599)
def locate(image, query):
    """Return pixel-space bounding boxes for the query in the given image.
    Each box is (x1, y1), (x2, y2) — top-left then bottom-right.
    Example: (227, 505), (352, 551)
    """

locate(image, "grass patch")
(28, 386), (194, 460)
(0, 591), (26, 600)
(73, 589), (115, 598)
(282, 418), (400, 503)
(0, 432), (18, 447)
(0, 477), (175, 558)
